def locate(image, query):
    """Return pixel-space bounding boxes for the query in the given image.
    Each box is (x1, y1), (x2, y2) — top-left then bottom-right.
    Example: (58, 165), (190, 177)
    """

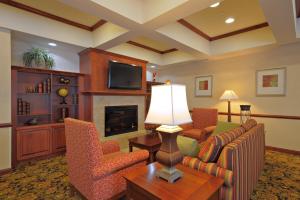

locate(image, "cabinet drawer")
(17, 127), (51, 160)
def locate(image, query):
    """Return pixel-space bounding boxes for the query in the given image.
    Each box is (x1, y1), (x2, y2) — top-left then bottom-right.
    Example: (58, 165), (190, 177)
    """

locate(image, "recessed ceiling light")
(151, 65), (156, 68)
(48, 42), (57, 47)
(225, 17), (235, 24)
(210, 2), (220, 8)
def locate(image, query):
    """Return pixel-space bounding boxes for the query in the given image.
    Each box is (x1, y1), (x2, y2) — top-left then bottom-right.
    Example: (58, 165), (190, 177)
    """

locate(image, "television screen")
(108, 61), (142, 90)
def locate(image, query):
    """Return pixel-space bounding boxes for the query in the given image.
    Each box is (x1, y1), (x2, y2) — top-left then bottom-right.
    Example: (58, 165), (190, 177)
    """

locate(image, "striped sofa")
(182, 119), (265, 200)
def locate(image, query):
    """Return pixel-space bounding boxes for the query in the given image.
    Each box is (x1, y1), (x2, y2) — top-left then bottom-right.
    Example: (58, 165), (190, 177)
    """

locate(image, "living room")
(0, 0), (299, 199)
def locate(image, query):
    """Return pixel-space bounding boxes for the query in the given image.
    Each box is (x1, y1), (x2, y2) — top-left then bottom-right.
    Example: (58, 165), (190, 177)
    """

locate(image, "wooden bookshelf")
(11, 66), (83, 166)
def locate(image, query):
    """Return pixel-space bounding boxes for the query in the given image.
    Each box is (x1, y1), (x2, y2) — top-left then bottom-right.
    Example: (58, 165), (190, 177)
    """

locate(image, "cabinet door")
(52, 126), (66, 153)
(17, 127), (51, 160)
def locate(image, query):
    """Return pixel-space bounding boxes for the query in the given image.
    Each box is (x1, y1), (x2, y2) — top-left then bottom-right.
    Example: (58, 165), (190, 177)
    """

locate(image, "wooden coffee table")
(124, 162), (224, 200)
(128, 133), (161, 163)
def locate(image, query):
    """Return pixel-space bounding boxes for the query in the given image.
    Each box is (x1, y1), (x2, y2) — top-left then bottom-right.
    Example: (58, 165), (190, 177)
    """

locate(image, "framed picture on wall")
(195, 75), (213, 97)
(256, 68), (286, 96)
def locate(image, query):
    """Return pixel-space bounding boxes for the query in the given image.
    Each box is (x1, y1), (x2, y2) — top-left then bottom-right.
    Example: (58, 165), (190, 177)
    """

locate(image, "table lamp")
(145, 83), (192, 183)
(220, 90), (238, 122)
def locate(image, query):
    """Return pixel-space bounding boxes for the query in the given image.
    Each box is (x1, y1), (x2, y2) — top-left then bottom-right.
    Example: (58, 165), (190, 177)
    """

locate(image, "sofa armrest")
(182, 156), (232, 187)
(101, 140), (120, 155)
(93, 150), (149, 180)
(180, 123), (194, 131)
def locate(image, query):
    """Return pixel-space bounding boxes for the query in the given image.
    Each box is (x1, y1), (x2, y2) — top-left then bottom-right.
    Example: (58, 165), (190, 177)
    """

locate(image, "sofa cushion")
(241, 119), (257, 131)
(182, 156), (233, 187)
(212, 121), (240, 136)
(182, 128), (204, 140)
(198, 127), (246, 162)
(177, 135), (200, 157)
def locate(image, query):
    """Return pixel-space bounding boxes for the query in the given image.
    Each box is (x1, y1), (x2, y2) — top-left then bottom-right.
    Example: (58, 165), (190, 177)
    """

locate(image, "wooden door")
(17, 127), (51, 160)
(52, 125), (66, 153)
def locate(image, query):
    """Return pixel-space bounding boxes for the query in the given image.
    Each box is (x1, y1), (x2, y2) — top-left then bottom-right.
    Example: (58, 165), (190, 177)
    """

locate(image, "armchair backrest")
(192, 108), (218, 129)
(64, 118), (103, 196)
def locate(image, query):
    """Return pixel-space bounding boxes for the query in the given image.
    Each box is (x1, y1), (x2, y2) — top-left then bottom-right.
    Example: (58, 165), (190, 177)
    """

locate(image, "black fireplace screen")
(105, 105), (138, 137)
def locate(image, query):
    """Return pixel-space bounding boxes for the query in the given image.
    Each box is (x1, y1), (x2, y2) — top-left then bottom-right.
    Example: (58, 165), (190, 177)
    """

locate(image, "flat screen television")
(108, 61), (142, 90)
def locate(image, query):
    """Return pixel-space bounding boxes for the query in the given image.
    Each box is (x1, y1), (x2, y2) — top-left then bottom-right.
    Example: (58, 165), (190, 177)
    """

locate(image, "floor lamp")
(220, 90), (238, 122)
(145, 83), (192, 183)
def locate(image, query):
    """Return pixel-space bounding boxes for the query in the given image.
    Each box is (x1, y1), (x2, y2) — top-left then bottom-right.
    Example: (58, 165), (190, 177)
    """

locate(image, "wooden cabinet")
(52, 125), (66, 153)
(16, 123), (66, 161)
(17, 126), (51, 160)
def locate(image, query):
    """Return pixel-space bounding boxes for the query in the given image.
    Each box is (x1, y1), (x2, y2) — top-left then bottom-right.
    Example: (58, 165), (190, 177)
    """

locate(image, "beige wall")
(0, 28), (12, 170)
(158, 42), (300, 151)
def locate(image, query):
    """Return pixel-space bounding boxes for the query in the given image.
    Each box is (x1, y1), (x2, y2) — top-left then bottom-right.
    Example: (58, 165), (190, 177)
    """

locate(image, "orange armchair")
(64, 118), (149, 200)
(181, 108), (218, 143)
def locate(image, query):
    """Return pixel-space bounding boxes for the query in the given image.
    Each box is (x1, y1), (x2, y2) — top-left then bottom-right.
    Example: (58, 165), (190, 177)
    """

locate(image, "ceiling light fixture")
(210, 2), (220, 8)
(225, 17), (235, 24)
(48, 42), (57, 47)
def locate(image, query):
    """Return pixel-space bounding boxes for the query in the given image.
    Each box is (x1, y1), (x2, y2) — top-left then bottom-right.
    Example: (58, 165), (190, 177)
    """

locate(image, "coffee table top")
(128, 133), (161, 147)
(124, 162), (224, 200)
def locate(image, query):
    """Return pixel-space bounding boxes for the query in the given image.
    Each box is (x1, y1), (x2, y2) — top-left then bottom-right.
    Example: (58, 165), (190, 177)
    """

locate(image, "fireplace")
(105, 105), (138, 137)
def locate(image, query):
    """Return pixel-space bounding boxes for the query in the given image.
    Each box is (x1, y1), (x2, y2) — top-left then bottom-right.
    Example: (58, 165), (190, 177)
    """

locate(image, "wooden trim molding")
(178, 19), (269, 41)
(0, 123), (12, 128)
(218, 112), (300, 120)
(0, 168), (12, 176)
(178, 19), (211, 41)
(0, 0), (106, 31)
(266, 146), (300, 156)
(91, 19), (107, 31)
(127, 41), (178, 55)
(211, 22), (269, 40)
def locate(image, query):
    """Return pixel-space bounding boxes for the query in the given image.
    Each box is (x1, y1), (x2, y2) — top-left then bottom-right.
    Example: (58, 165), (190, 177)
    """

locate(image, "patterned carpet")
(0, 150), (299, 200)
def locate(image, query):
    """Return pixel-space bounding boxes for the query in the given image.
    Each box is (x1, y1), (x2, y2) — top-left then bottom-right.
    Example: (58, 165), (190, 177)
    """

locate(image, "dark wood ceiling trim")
(178, 18), (269, 41)
(0, 0), (106, 31)
(91, 19), (107, 31)
(211, 22), (269, 41)
(177, 19), (211, 41)
(127, 41), (163, 54)
(296, 0), (300, 18)
(127, 41), (177, 54)
(161, 48), (178, 54)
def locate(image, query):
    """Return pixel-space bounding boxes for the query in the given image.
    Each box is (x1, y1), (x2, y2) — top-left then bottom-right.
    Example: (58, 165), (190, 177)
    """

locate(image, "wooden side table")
(124, 162), (224, 200)
(128, 133), (161, 163)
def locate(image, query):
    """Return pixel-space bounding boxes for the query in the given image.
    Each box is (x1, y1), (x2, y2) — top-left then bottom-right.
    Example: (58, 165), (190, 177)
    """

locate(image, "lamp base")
(156, 166), (183, 183)
(155, 125), (184, 183)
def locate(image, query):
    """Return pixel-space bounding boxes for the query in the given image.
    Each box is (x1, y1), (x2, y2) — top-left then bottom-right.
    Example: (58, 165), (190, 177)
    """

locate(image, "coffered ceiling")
(183, 0), (267, 37)
(14, 0), (101, 27)
(1, 0), (299, 67)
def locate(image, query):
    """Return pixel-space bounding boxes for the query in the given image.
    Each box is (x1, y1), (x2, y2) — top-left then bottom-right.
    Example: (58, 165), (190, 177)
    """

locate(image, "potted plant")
(23, 48), (55, 69)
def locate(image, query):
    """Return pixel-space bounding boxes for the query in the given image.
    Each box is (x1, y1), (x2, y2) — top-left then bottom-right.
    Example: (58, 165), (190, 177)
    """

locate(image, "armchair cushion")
(93, 150), (149, 180)
(180, 123), (194, 131)
(101, 140), (120, 155)
(177, 135), (200, 157)
(182, 129), (205, 141)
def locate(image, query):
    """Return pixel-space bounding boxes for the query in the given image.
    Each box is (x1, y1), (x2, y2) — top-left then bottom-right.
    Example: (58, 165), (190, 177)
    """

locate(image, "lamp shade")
(220, 90), (238, 100)
(145, 84), (192, 126)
